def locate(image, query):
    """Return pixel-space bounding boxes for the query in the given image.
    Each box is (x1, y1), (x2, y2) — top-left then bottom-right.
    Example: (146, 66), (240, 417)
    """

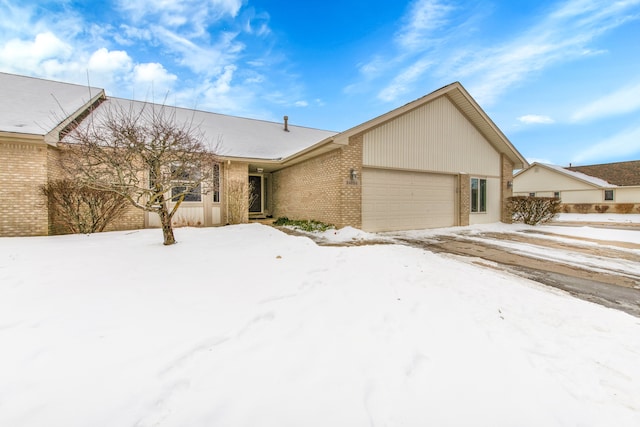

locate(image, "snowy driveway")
(390, 226), (640, 317)
(297, 222), (640, 318)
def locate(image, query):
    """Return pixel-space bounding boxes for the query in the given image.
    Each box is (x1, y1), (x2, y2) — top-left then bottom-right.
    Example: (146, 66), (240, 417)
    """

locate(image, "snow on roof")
(539, 163), (617, 188)
(0, 72), (103, 136)
(82, 97), (338, 160)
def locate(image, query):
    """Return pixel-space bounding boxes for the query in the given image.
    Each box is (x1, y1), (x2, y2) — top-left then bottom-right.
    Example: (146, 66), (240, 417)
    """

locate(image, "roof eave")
(526, 162), (614, 189)
(0, 131), (46, 144)
(219, 136), (343, 172)
(44, 89), (107, 145)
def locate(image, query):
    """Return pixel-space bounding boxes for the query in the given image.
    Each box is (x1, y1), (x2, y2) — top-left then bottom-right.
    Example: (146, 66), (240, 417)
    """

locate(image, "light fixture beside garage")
(350, 168), (358, 181)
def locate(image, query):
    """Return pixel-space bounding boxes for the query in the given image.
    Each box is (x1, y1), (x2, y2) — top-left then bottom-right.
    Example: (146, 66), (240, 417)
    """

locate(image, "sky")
(0, 0), (639, 166)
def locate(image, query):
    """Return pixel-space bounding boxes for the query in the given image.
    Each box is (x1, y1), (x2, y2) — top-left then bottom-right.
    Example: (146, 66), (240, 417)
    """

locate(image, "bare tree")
(62, 100), (218, 245)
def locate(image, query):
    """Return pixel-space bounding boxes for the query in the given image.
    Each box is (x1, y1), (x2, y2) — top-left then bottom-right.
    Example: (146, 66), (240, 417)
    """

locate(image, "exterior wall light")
(507, 180), (513, 188)
(350, 169), (358, 181)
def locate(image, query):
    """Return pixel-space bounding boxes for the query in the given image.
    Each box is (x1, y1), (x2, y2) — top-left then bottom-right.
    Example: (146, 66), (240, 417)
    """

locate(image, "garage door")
(362, 168), (456, 232)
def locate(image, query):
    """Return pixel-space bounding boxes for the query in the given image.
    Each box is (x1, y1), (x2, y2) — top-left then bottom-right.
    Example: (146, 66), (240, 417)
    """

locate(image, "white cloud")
(0, 32), (72, 73)
(378, 58), (432, 102)
(294, 100), (308, 107)
(395, 0), (455, 50)
(115, 25), (153, 45)
(572, 125), (640, 164)
(571, 82), (640, 122)
(150, 25), (244, 76)
(518, 114), (555, 124)
(132, 63), (178, 99)
(209, 65), (237, 96)
(351, 0), (640, 106)
(461, 0), (640, 106)
(88, 48), (132, 74)
(116, 0), (243, 35)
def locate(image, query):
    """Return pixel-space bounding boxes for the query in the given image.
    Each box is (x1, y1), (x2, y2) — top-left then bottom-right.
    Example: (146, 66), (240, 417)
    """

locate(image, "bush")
(226, 179), (258, 225)
(273, 217), (334, 232)
(42, 179), (128, 234)
(615, 203), (634, 214)
(594, 205), (610, 213)
(507, 196), (562, 225)
(573, 203), (592, 213)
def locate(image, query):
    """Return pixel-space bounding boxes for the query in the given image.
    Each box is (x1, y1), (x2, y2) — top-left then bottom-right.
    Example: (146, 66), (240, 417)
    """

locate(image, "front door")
(249, 175), (262, 214)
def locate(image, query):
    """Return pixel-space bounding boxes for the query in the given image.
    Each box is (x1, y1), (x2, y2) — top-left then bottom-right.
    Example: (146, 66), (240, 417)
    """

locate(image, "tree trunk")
(158, 205), (176, 245)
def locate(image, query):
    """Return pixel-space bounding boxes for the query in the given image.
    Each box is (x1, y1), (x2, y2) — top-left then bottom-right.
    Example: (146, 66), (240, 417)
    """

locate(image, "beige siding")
(525, 188), (640, 204)
(513, 165), (596, 193)
(615, 187), (640, 203)
(363, 97), (501, 176)
(362, 168), (456, 232)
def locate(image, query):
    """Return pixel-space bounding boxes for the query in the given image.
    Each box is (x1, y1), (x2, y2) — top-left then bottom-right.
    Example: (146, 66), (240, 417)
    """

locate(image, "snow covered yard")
(1, 223), (639, 427)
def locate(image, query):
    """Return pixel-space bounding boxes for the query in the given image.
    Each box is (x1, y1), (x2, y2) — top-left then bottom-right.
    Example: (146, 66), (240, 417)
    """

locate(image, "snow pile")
(316, 226), (381, 243)
(556, 213), (640, 224)
(1, 223), (639, 426)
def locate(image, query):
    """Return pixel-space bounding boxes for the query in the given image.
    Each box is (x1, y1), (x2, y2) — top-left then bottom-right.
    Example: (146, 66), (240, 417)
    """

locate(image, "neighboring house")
(1, 72), (527, 237)
(513, 162), (640, 213)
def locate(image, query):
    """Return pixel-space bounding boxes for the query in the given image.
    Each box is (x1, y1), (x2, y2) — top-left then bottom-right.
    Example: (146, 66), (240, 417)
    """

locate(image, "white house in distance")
(513, 161), (640, 214)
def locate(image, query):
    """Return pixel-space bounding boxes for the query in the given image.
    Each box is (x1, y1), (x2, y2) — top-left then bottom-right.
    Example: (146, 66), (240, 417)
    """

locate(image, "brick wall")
(501, 154), (514, 223)
(272, 135), (364, 229)
(458, 173), (470, 226)
(272, 149), (342, 226)
(0, 141), (49, 236)
(339, 134), (363, 228)
(103, 204), (145, 232)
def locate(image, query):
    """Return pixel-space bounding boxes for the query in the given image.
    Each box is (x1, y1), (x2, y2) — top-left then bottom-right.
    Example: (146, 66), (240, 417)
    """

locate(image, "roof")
(0, 72), (104, 138)
(519, 162), (617, 188)
(72, 97), (338, 160)
(3, 73), (525, 170)
(567, 161), (640, 186)
(329, 82), (528, 170)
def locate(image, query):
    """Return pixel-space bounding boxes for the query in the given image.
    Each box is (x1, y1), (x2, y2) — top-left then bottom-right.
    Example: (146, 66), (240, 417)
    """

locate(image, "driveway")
(392, 227), (640, 318)
(278, 223), (640, 318)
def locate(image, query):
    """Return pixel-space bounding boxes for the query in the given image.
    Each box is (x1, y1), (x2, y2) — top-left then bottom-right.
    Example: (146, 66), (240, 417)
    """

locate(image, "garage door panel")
(362, 169), (456, 232)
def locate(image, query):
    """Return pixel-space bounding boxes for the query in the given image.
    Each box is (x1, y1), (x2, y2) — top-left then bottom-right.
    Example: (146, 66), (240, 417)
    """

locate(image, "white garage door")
(362, 168), (456, 232)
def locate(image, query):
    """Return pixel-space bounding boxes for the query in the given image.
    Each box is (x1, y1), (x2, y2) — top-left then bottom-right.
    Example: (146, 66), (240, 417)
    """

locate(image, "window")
(471, 178), (487, 213)
(529, 192), (536, 197)
(171, 164), (201, 202)
(604, 189), (614, 201)
(171, 184), (201, 202)
(554, 192), (560, 199)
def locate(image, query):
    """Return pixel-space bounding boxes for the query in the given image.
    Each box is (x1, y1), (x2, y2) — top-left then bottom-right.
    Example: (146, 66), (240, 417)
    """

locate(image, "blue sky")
(1, 0), (639, 166)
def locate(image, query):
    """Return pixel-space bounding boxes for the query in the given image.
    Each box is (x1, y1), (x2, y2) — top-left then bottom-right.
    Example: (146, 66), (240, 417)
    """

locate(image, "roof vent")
(283, 115), (289, 132)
